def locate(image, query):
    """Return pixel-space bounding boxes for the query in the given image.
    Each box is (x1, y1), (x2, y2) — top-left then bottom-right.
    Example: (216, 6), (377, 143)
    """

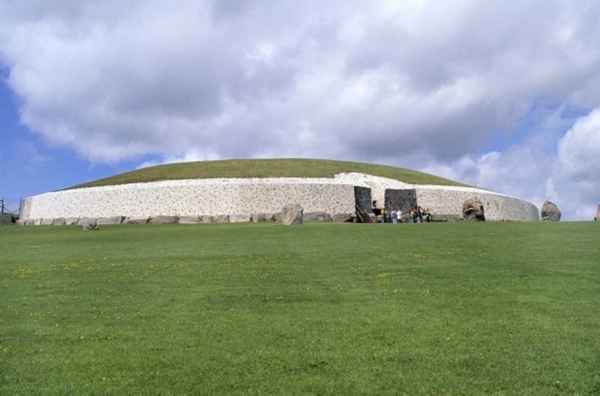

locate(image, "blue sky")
(0, 79), (139, 211)
(1, 1), (599, 219)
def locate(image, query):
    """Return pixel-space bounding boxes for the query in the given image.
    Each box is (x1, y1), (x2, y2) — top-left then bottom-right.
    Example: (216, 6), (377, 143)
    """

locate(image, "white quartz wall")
(415, 186), (539, 221)
(20, 173), (539, 222)
(22, 179), (356, 220)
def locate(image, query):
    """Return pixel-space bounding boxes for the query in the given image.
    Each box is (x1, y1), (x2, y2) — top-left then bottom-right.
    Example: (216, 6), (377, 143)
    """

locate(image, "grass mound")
(2, 222), (599, 394)
(69, 158), (466, 189)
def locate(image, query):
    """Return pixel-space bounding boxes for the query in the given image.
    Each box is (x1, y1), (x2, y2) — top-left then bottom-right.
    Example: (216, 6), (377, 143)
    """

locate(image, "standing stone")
(595, 204), (600, 222)
(541, 201), (561, 222)
(462, 198), (485, 221)
(280, 204), (303, 225)
(354, 186), (373, 223)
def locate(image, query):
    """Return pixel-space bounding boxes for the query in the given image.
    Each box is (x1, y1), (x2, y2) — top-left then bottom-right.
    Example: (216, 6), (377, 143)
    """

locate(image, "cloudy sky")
(1, 0), (599, 219)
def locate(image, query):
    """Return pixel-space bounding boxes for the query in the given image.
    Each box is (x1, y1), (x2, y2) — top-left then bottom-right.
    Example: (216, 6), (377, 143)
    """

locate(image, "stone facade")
(19, 173), (539, 224)
(415, 186), (539, 221)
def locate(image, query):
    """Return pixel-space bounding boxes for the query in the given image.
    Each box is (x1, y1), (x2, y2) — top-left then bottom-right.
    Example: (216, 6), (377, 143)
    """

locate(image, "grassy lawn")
(1, 222), (599, 395)
(68, 158), (466, 189)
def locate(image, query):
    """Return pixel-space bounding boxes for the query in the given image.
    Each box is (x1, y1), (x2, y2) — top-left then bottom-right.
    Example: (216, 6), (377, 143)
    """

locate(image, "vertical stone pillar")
(354, 186), (372, 223)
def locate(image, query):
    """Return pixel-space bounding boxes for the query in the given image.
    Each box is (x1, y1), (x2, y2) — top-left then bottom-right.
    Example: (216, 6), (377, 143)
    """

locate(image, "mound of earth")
(68, 158), (467, 189)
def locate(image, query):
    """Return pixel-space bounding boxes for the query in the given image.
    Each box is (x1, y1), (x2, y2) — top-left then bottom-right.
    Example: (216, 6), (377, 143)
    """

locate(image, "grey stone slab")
(96, 216), (124, 225)
(230, 215), (251, 223)
(124, 217), (150, 224)
(178, 216), (203, 224)
(280, 204), (303, 225)
(149, 216), (180, 224)
(304, 212), (333, 222)
(52, 218), (67, 226)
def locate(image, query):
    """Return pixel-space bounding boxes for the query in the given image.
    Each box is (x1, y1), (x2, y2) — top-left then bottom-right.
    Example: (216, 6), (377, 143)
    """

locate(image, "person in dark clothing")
(372, 200), (381, 216)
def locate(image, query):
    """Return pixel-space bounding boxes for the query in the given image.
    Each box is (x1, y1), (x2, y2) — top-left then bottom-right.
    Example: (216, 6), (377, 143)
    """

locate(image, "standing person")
(391, 209), (398, 224)
(425, 208), (432, 222)
(397, 208), (403, 223)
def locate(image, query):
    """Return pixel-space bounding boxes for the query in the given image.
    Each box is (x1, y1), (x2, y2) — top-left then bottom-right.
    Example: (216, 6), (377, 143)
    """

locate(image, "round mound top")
(69, 158), (467, 189)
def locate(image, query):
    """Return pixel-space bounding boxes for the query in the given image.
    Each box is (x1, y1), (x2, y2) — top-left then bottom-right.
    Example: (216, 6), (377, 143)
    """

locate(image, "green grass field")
(68, 158), (466, 189)
(1, 222), (599, 395)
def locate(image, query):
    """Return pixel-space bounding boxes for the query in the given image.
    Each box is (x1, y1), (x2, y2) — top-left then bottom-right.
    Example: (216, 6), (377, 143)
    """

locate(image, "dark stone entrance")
(384, 189), (417, 214)
(354, 186), (373, 223)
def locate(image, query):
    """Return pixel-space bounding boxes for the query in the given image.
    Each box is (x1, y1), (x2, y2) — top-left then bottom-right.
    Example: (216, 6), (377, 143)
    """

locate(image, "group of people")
(408, 206), (432, 223)
(371, 201), (432, 224)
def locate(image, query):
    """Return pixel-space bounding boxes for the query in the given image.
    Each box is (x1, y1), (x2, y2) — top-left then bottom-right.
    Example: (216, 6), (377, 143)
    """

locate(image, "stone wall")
(415, 186), (539, 221)
(19, 173), (540, 224)
(21, 179), (356, 222)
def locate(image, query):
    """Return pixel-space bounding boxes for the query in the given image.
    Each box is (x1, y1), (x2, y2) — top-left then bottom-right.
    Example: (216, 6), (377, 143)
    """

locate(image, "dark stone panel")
(384, 189), (417, 213)
(354, 186), (373, 223)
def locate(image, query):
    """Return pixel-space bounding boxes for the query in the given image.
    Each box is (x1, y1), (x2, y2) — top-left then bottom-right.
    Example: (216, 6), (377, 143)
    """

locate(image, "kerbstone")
(463, 198), (485, 221)
(281, 204), (303, 225)
(97, 216), (124, 225)
(149, 216), (179, 224)
(81, 219), (99, 231)
(304, 212), (333, 222)
(230, 215), (251, 223)
(124, 217), (150, 224)
(541, 201), (561, 222)
(178, 216), (203, 224)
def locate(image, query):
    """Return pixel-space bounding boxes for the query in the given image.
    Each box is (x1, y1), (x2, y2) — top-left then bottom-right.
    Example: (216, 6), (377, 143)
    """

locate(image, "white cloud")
(1, 1), (600, 218)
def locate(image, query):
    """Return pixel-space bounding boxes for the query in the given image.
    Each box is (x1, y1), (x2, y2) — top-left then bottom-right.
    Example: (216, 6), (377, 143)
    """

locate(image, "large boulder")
(81, 218), (99, 231)
(280, 204), (303, 225)
(463, 198), (485, 221)
(541, 201), (561, 222)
